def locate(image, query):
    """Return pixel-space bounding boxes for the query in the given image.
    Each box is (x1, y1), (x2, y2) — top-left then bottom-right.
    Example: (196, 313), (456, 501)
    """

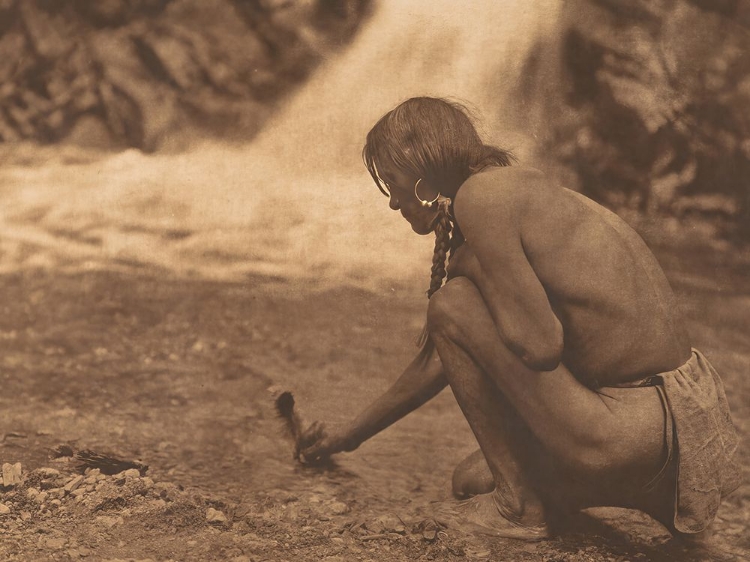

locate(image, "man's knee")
(427, 277), (480, 338)
(452, 449), (494, 499)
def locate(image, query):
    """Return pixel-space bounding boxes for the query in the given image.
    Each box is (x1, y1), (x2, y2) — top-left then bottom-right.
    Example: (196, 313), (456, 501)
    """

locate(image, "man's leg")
(452, 448), (493, 499)
(428, 277), (671, 535)
(432, 322), (549, 537)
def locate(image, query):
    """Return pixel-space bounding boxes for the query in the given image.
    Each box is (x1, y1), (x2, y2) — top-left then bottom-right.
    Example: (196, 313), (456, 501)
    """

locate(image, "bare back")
(451, 167), (691, 387)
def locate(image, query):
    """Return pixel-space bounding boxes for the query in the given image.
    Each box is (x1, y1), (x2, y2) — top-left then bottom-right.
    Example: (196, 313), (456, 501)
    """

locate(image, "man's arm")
(301, 339), (447, 461)
(347, 338), (447, 447)
(453, 169), (564, 372)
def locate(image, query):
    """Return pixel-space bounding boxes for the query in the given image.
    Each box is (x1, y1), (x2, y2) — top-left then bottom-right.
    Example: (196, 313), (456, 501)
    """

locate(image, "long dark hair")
(362, 97), (514, 310)
(362, 97), (515, 347)
(362, 97), (514, 199)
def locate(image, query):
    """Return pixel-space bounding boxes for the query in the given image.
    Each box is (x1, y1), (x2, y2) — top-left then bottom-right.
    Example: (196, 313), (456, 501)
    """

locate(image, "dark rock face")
(544, 0), (750, 237)
(0, 0), (371, 151)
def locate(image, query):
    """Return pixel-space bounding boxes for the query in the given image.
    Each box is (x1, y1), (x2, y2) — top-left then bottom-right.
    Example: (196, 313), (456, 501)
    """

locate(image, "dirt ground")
(0, 220), (748, 562)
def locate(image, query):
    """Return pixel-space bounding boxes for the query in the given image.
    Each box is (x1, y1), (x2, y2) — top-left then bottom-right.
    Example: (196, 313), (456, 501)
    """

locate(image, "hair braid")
(426, 198), (453, 299)
(416, 198), (453, 348)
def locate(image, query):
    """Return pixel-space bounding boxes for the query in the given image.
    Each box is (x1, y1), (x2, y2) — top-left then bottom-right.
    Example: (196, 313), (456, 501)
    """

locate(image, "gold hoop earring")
(415, 179), (439, 208)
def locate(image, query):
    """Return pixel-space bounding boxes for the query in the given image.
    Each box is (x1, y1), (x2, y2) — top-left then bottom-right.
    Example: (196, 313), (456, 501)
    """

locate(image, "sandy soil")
(0, 226), (748, 561)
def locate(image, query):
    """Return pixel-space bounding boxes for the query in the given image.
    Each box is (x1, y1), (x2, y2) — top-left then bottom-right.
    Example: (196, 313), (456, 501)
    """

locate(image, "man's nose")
(388, 195), (400, 211)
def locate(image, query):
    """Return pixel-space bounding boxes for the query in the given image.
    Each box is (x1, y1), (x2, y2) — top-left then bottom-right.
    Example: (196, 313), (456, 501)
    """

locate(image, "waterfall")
(254, 0), (562, 171)
(0, 1), (562, 288)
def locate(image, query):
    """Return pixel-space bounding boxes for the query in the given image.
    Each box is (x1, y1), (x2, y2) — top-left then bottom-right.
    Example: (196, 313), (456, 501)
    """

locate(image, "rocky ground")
(0, 230), (748, 561)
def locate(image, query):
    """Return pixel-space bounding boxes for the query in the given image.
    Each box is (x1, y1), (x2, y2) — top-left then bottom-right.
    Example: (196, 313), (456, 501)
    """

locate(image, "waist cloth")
(621, 348), (742, 534)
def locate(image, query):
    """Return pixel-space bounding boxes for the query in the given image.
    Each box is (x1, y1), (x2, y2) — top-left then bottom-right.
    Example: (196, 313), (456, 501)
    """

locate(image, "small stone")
(20, 511), (31, 521)
(48, 488), (65, 499)
(121, 468), (141, 479)
(51, 444), (75, 457)
(84, 470), (101, 484)
(206, 508), (228, 523)
(141, 477), (154, 489)
(329, 501), (350, 515)
(96, 515), (123, 528)
(34, 491), (48, 504)
(2, 463), (22, 487)
(64, 475), (84, 493)
(50, 499), (61, 507)
(71, 488), (86, 498)
(44, 536), (67, 549)
(0, 503), (10, 515)
(26, 488), (40, 499)
(417, 519), (443, 542)
(38, 468), (61, 478)
(367, 514), (406, 534)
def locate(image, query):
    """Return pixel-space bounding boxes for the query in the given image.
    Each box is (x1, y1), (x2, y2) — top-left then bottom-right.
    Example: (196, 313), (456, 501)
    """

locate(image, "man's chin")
(411, 223), (434, 235)
(406, 212), (440, 235)
(411, 226), (434, 236)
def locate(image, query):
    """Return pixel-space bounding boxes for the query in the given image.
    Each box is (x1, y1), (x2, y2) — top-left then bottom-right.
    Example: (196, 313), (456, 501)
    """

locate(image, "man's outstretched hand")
(298, 422), (357, 464)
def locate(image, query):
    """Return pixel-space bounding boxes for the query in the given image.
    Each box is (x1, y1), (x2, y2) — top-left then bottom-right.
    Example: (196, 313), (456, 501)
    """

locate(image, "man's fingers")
(300, 439), (332, 463)
(309, 421), (326, 438)
(296, 422), (340, 464)
(305, 421), (326, 440)
(300, 448), (322, 464)
(297, 421), (327, 451)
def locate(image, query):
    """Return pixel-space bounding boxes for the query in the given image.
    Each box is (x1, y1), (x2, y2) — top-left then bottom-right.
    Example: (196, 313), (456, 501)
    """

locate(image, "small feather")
(274, 390), (305, 459)
(275, 391), (295, 419)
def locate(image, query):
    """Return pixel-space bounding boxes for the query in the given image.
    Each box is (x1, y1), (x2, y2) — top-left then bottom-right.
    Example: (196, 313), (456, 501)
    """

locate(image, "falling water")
(0, 1), (562, 289)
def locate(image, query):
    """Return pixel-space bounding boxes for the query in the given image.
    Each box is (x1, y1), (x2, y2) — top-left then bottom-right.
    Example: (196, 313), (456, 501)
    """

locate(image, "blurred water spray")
(0, 0), (561, 289)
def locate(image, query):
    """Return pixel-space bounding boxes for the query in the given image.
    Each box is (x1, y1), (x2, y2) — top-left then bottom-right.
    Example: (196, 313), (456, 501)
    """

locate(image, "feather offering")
(273, 389), (324, 462)
(274, 390), (305, 460)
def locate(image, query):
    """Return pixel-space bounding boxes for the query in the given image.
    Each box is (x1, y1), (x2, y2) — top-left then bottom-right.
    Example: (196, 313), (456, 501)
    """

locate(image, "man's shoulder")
(455, 166), (551, 218)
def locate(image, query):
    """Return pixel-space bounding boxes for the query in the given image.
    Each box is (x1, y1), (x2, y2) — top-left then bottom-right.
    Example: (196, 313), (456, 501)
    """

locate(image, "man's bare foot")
(665, 524), (738, 562)
(438, 490), (549, 541)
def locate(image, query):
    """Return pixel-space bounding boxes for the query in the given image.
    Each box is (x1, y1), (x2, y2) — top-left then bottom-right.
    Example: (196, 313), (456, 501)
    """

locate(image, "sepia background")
(0, 1), (748, 561)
